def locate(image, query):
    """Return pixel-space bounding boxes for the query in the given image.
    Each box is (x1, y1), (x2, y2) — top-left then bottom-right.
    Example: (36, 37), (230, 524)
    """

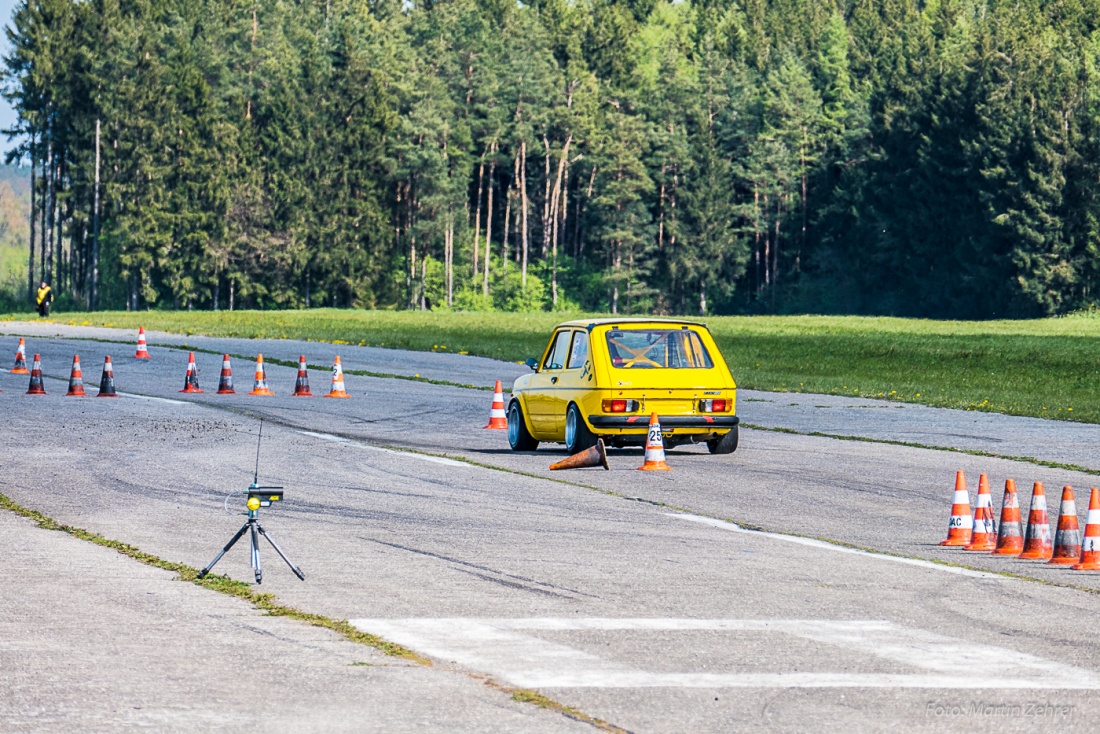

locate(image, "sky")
(0, 0), (22, 159)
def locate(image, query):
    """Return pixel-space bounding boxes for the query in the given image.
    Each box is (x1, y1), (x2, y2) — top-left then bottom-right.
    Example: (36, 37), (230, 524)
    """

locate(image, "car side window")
(566, 331), (589, 369)
(542, 331), (572, 371)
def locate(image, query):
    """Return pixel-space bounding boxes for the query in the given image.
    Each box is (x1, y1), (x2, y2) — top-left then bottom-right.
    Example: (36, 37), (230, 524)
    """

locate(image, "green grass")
(7, 308), (1100, 423)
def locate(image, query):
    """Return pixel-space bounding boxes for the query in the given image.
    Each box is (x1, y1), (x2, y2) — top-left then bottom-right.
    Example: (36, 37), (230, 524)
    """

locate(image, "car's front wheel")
(508, 400), (539, 451)
(565, 403), (598, 454)
(707, 426), (739, 455)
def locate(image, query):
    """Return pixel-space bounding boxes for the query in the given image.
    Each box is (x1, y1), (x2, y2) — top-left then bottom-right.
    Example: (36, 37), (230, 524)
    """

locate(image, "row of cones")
(182, 353), (350, 398)
(941, 471), (1100, 571)
(13, 351), (351, 399)
(12, 329), (151, 373)
(22, 353), (118, 397)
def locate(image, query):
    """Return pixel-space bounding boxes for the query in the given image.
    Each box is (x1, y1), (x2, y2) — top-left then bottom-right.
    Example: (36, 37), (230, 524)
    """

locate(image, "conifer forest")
(6, 0), (1100, 318)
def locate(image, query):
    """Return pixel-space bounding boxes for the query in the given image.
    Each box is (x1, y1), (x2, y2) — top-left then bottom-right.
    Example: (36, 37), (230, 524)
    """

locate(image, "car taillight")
(699, 399), (729, 413)
(602, 399), (639, 413)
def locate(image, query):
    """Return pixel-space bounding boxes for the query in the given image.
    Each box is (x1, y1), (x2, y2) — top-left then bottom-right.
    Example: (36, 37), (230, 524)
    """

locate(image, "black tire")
(707, 425), (739, 455)
(508, 400), (539, 451)
(565, 403), (598, 454)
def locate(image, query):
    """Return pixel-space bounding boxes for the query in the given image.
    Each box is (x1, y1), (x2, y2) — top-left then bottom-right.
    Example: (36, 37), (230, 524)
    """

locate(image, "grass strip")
(12, 308), (1100, 424)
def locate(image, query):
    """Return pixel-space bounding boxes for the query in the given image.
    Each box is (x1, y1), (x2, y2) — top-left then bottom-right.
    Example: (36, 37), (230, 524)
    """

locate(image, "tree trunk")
(44, 138), (52, 285)
(92, 119), (101, 309)
(483, 144), (496, 298)
(520, 141), (529, 288)
(473, 155), (484, 278)
(27, 138), (35, 304)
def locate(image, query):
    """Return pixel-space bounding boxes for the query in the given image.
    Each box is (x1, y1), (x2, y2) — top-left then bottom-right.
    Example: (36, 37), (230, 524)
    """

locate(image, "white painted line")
(669, 512), (1009, 580)
(298, 430), (467, 467)
(350, 618), (1100, 690)
(116, 392), (193, 406)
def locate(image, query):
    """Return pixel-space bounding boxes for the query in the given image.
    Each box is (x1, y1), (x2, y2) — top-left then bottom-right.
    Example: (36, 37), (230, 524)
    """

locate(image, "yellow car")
(508, 318), (739, 455)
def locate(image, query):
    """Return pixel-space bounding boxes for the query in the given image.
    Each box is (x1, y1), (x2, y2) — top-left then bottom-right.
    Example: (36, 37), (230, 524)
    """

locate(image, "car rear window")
(605, 329), (714, 369)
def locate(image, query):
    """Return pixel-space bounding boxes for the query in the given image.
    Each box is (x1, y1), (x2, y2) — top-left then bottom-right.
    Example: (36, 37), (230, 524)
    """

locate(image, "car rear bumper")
(587, 415), (740, 430)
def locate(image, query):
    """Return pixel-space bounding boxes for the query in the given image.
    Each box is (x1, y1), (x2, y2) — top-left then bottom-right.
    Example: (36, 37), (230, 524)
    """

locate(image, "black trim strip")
(587, 415), (740, 429)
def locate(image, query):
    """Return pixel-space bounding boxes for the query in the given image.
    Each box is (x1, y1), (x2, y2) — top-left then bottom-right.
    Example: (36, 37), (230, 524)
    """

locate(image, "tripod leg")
(197, 523), (250, 579)
(257, 524), (306, 581)
(250, 522), (263, 584)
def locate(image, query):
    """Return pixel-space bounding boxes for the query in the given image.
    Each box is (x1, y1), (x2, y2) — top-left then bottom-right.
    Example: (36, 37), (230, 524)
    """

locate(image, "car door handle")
(550, 376), (558, 384)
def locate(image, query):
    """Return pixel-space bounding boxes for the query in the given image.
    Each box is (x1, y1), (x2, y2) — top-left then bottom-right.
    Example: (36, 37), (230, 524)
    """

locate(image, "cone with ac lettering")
(216, 354), (235, 394)
(248, 354), (274, 396)
(11, 337), (29, 374)
(1019, 482), (1053, 560)
(134, 326), (151, 359)
(25, 353), (45, 395)
(97, 356), (118, 397)
(939, 471), (972, 546)
(292, 355), (313, 397)
(484, 380), (508, 429)
(324, 356), (349, 398)
(1072, 488), (1100, 571)
(964, 473), (997, 551)
(179, 352), (204, 393)
(551, 439), (610, 471)
(1047, 486), (1082, 565)
(992, 479), (1024, 556)
(65, 355), (86, 397)
(638, 413), (671, 471)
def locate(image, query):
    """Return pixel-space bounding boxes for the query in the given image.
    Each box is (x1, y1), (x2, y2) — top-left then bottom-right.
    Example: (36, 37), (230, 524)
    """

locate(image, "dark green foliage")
(6, 0), (1100, 318)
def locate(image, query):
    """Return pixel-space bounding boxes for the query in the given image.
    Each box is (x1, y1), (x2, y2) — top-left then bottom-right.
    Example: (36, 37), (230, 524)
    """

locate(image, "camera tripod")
(197, 485), (305, 584)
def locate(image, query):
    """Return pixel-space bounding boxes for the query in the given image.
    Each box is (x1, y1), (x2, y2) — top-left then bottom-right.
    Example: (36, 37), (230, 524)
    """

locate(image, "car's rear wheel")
(508, 400), (539, 451)
(707, 426), (739, 455)
(565, 403), (598, 454)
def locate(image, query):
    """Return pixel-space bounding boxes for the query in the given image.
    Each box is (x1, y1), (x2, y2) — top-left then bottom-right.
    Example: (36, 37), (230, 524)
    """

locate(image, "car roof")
(554, 317), (708, 329)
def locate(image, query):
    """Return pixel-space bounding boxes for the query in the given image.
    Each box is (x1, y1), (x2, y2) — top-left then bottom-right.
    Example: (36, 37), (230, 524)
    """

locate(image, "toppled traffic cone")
(1048, 486), (1082, 566)
(1019, 482), (1053, 560)
(248, 354), (275, 396)
(97, 356), (118, 397)
(216, 354), (235, 394)
(551, 439), (609, 471)
(65, 355), (86, 397)
(11, 337), (29, 374)
(939, 471), (972, 546)
(134, 326), (151, 359)
(324, 356), (349, 398)
(638, 413), (671, 471)
(1072, 488), (1100, 571)
(25, 353), (46, 395)
(292, 355), (313, 397)
(964, 474), (997, 551)
(484, 380), (508, 429)
(180, 352), (204, 393)
(992, 479), (1024, 556)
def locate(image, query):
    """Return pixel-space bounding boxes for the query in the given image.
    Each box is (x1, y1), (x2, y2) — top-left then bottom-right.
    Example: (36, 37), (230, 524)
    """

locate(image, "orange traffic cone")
(216, 354), (235, 394)
(180, 352), (204, 393)
(991, 479), (1024, 556)
(550, 439), (610, 471)
(939, 471), (972, 546)
(134, 326), (151, 359)
(324, 356), (349, 398)
(25, 353), (46, 395)
(638, 413), (671, 471)
(292, 355), (313, 397)
(1072, 488), (1100, 571)
(97, 356), (118, 397)
(484, 380), (508, 429)
(65, 355), (86, 397)
(248, 354), (275, 396)
(964, 474), (997, 551)
(1019, 482), (1053, 560)
(11, 337), (29, 374)
(1048, 486), (1082, 566)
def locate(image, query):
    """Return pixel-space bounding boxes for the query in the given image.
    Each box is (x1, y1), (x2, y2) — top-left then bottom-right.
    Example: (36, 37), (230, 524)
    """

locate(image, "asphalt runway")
(3, 324), (1099, 732)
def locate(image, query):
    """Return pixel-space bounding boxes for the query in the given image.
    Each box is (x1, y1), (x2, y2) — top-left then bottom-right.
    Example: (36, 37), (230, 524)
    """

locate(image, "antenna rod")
(253, 419), (264, 486)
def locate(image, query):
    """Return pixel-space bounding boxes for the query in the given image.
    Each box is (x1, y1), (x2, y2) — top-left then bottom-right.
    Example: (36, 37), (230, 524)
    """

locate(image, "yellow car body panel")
(510, 318), (738, 449)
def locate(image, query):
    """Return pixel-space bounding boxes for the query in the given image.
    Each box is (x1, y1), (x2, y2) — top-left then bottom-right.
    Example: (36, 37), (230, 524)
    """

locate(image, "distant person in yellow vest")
(36, 281), (53, 317)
